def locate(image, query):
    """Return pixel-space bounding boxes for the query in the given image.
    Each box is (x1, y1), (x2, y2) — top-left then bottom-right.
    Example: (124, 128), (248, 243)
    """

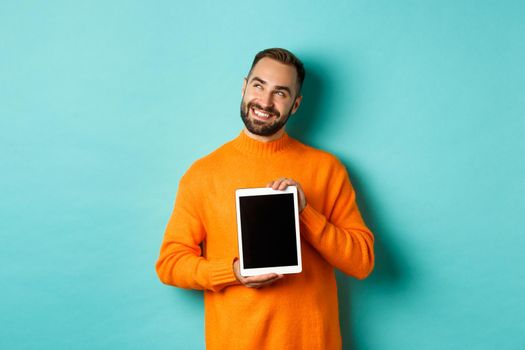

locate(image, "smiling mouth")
(251, 106), (275, 120)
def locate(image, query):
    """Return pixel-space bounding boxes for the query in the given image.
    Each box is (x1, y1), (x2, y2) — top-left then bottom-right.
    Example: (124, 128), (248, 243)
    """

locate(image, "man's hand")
(232, 177), (305, 289)
(233, 259), (283, 288)
(266, 178), (307, 212)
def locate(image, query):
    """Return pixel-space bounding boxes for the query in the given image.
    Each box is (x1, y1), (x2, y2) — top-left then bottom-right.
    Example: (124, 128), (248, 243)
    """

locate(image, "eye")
(253, 84), (262, 89)
(275, 90), (286, 97)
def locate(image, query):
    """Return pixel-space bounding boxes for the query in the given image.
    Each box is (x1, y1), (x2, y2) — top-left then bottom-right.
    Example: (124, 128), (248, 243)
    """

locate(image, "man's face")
(240, 58), (302, 137)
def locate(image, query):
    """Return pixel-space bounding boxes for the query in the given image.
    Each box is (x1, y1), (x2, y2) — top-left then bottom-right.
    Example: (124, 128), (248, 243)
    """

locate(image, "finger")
(279, 178), (298, 190)
(267, 181), (278, 190)
(278, 180), (290, 190)
(272, 180), (283, 190)
(266, 180), (278, 189)
(259, 274), (284, 286)
(242, 276), (280, 288)
(274, 177), (290, 190)
(268, 178), (299, 191)
(246, 275), (283, 288)
(243, 273), (279, 284)
(268, 179), (282, 188)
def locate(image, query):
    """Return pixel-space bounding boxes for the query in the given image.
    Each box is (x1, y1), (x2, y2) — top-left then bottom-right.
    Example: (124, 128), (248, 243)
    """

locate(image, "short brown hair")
(248, 48), (306, 94)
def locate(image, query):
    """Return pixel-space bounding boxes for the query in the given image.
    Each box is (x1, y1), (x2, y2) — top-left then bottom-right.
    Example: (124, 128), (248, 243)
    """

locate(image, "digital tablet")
(235, 186), (302, 277)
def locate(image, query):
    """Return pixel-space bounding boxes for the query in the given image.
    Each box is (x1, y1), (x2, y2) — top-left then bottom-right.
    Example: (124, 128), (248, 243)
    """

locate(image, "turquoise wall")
(1, 1), (524, 349)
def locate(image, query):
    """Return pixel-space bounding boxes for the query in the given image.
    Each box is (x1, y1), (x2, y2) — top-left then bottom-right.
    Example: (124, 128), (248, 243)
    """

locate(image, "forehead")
(248, 57), (299, 89)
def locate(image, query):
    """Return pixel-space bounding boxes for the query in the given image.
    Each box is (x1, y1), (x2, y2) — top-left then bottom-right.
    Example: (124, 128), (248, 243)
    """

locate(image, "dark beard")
(240, 100), (294, 137)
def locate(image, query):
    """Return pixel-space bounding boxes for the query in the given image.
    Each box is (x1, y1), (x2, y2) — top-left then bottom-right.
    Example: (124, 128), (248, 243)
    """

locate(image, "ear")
(242, 78), (247, 96)
(291, 95), (303, 115)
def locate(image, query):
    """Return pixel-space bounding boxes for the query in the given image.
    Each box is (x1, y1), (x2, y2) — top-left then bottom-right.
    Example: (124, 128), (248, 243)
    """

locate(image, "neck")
(242, 127), (286, 142)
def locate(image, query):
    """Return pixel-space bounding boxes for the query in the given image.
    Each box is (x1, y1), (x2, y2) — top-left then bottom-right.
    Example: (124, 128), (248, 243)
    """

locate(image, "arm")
(268, 166), (374, 279)
(156, 172), (281, 291)
(155, 173), (238, 292)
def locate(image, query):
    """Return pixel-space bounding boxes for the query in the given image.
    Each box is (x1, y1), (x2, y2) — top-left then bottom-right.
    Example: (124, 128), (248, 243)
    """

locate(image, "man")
(156, 48), (374, 349)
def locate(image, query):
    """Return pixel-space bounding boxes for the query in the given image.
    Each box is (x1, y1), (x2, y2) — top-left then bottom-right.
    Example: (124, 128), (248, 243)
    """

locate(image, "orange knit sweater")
(156, 131), (374, 350)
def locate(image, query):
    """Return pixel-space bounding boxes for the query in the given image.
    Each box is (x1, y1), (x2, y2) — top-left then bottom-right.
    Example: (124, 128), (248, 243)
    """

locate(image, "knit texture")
(156, 131), (375, 350)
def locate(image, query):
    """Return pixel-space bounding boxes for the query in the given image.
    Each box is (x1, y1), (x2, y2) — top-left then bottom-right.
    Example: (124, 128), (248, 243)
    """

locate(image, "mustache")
(247, 102), (280, 118)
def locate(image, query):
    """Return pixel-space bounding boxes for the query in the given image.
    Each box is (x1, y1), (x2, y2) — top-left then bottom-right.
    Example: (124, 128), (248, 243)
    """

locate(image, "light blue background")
(1, 1), (524, 349)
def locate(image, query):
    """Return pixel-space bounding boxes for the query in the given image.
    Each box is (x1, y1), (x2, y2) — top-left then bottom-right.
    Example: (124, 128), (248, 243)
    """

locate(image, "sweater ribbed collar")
(231, 130), (293, 157)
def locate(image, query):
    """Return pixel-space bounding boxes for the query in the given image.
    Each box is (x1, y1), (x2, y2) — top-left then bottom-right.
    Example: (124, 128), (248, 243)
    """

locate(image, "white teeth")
(253, 108), (270, 118)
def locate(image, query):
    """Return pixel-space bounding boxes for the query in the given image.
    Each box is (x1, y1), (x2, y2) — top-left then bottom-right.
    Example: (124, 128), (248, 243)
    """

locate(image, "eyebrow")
(250, 76), (292, 95)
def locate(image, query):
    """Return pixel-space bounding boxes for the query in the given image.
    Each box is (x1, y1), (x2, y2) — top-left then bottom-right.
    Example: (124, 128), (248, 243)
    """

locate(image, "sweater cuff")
(209, 258), (240, 291)
(300, 204), (327, 240)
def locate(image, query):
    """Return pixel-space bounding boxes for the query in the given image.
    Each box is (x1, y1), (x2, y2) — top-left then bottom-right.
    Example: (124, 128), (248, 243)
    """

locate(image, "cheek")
(243, 90), (258, 103)
(278, 100), (294, 112)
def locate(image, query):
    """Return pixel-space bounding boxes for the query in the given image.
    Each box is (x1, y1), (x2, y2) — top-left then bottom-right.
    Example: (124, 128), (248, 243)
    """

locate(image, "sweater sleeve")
(299, 162), (375, 279)
(155, 172), (239, 292)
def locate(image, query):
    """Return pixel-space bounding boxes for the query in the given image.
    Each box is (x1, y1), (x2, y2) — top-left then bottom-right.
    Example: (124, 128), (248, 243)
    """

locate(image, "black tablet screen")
(239, 193), (298, 268)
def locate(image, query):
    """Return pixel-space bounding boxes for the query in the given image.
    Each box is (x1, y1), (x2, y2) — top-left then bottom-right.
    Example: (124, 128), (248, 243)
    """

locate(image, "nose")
(259, 90), (274, 108)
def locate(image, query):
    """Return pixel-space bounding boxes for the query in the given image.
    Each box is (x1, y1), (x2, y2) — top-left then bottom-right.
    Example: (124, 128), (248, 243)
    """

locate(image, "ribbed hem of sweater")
(210, 258), (239, 291)
(231, 130), (293, 157)
(299, 204), (327, 242)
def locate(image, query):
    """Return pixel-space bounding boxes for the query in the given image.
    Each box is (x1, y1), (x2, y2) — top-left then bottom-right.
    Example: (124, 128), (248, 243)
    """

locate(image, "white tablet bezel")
(235, 186), (302, 277)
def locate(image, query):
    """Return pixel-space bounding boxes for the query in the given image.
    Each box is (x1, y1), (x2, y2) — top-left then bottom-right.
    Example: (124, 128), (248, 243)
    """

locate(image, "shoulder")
(290, 137), (346, 170)
(179, 138), (234, 183)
